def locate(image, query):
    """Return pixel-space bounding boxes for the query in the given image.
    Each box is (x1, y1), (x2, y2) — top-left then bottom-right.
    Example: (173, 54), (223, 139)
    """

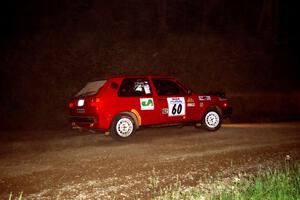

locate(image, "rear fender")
(111, 111), (140, 129)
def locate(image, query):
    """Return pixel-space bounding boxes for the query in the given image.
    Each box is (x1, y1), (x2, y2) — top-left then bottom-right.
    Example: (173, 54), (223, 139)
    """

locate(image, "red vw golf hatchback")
(68, 74), (232, 139)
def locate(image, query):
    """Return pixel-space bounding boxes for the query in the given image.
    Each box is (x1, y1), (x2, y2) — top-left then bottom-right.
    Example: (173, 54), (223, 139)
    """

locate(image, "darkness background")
(0, 0), (299, 130)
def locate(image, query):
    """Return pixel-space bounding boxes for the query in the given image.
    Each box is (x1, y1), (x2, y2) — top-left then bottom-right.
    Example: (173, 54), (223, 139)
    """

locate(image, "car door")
(117, 77), (160, 126)
(151, 78), (191, 124)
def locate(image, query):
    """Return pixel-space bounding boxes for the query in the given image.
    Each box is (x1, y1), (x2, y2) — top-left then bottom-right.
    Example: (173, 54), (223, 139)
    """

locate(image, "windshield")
(75, 80), (107, 97)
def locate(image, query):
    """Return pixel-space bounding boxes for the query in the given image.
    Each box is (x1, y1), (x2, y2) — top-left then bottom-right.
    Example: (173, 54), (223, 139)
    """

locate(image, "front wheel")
(110, 113), (136, 139)
(202, 109), (221, 131)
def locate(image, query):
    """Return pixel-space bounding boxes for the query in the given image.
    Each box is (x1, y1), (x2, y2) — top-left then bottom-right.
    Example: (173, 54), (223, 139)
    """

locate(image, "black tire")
(202, 108), (222, 131)
(110, 113), (136, 139)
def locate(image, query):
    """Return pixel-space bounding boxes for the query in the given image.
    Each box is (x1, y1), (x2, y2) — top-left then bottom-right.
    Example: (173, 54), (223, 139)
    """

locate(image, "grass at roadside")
(5, 160), (299, 199)
(8, 192), (23, 200)
(151, 161), (300, 200)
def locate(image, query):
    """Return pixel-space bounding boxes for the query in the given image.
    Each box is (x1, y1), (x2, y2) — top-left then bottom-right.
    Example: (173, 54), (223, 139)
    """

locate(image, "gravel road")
(1, 122), (300, 199)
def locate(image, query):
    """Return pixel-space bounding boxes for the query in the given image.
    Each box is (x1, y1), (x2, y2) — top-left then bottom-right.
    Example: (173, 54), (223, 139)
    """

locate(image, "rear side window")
(118, 78), (152, 97)
(75, 80), (106, 97)
(152, 79), (186, 96)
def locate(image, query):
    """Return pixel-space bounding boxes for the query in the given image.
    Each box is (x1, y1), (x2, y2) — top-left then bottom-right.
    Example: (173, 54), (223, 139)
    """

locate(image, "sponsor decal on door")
(167, 97), (185, 116)
(140, 98), (154, 110)
(187, 97), (195, 107)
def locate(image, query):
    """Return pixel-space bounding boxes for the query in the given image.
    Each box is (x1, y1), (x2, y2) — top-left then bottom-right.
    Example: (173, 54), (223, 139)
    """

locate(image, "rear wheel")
(110, 113), (136, 139)
(202, 109), (221, 131)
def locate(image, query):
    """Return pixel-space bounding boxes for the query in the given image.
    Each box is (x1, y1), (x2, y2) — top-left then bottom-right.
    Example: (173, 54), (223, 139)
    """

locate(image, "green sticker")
(142, 99), (153, 107)
(140, 98), (154, 110)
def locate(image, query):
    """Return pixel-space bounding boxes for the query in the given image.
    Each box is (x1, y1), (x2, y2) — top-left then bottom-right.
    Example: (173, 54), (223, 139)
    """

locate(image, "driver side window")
(118, 78), (152, 97)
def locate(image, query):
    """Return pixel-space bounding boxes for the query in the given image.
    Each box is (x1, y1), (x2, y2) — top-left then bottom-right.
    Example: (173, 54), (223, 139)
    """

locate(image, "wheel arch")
(202, 105), (222, 120)
(114, 111), (140, 129)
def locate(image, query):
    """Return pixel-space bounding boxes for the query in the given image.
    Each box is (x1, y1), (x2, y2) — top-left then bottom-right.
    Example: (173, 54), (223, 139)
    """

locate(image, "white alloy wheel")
(204, 111), (220, 129)
(116, 117), (134, 137)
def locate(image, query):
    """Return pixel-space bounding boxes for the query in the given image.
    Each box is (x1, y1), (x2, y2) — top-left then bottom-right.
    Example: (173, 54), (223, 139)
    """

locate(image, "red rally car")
(68, 74), (232, 139)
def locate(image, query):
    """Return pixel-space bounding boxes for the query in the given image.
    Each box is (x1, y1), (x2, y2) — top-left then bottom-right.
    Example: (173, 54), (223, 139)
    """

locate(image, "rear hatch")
(69, 80), (106, 117)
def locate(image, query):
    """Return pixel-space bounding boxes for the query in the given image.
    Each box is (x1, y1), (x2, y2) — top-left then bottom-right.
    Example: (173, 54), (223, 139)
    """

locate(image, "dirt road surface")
(1, 122), (300, 199)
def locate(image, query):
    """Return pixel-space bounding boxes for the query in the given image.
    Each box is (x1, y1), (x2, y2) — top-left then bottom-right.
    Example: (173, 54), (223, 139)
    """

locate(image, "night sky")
(0, 0), (299, 130)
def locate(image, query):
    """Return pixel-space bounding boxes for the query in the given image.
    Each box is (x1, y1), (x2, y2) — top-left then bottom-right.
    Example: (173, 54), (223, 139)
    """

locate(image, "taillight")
(91, 97), (101, 108)
(68, 102), (74, 108)
(95, 97), (101, 103)
(223, 102), (228, 107)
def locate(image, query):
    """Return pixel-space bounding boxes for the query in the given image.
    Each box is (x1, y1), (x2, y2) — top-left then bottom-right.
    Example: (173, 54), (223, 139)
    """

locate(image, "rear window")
(75, 80), (106, 97)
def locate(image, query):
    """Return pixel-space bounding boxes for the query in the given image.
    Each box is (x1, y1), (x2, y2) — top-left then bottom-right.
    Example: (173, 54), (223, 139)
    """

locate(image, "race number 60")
(167, 97), (186, 116)
(172, 104), (183, 115)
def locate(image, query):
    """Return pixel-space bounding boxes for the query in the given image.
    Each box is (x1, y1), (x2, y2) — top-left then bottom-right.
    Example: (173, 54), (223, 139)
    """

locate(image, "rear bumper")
(70, 116), (97, 123)
(69, 116), (98, 128)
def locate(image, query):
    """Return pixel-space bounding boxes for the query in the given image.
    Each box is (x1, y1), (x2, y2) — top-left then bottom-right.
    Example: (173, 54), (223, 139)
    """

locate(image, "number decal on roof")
(167, 97), (185, 116)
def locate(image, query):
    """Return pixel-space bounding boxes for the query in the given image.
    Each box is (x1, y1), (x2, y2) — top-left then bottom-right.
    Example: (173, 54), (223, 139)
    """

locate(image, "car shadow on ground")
(96, 125), (209, 145)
